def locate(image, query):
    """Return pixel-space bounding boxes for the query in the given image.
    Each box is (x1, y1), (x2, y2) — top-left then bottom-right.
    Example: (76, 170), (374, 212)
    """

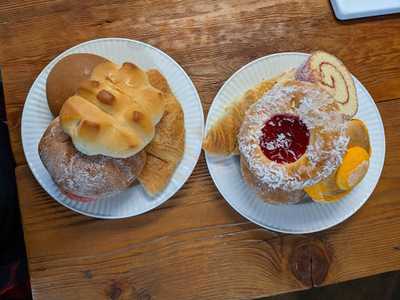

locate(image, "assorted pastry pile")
(39, 53), (185, 202)
(203, 51), (371, 204)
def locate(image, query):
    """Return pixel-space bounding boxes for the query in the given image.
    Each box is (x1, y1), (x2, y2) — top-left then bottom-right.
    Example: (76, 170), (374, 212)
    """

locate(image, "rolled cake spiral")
(296, 51), (358, 117)
(238, 80), (349, 204)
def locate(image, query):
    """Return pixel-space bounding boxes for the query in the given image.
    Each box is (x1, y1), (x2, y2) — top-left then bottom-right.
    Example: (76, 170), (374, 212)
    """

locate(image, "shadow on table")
(0, 78), (32, 300)
(263, 270), (400, 300)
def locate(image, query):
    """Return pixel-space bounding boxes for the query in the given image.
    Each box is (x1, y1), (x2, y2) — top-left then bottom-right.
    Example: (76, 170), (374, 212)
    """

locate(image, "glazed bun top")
(60, 62), (166, 158)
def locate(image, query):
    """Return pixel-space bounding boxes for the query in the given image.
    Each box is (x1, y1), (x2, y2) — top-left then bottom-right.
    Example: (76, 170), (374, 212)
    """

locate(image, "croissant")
(203, 69), (296, 155)
(138, 70), (185, 195)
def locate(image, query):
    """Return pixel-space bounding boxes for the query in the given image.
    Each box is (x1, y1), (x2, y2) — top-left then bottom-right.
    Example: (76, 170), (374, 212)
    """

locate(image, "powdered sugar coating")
(39, 118), (146, 199)
(238, 81), (349, 191)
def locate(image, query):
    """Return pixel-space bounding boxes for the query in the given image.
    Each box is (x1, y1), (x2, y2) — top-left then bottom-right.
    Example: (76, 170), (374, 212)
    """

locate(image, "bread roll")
(38, 118), (146, 201)
(46, 53), (109, 116)
(60, 62), (166, 158)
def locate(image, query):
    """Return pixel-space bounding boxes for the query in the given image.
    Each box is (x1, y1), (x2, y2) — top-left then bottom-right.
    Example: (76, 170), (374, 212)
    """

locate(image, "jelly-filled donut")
(238, 80), (349, 204)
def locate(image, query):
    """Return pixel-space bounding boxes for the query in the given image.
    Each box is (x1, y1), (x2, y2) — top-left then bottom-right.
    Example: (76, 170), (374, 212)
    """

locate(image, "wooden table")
(1, 1), (400, 299)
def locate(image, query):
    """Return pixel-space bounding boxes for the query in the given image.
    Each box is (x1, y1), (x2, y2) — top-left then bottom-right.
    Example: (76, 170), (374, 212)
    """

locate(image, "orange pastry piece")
(304, 172), (350, 203)
(336, 146), (369, 191)
(347, 119), (371, 154)
(305, 119), (371, 203)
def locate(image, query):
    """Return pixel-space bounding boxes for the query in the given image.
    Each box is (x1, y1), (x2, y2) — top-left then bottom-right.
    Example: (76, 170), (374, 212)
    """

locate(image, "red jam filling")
(259, 114), (310, 164)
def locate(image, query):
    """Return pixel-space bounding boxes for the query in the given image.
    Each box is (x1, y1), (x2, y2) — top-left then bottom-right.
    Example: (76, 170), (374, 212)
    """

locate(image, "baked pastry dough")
(60, 62), (166, 158)
(138, 70), (185, 195)
(240, 155), (306, 204)
(336, 146), (369, 190)
(296, 51), (358, 117)
(347, 119), (371, 154)
(46, 53), (109, 116)
(238, 81), (348, 204)
(41, 53), (186, 200)
(305, 119), (370, 202)
(39, 118), (146, 201)
(304, 146), (370, 202)
(203, 69), (296, 155)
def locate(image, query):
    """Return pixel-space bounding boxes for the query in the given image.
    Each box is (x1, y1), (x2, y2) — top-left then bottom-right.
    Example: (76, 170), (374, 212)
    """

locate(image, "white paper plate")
(205, 52), (385, 234)
(22, 38), (204, 219)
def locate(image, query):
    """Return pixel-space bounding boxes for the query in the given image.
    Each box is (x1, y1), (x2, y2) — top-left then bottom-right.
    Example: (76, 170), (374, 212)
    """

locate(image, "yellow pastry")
(347, 119), (371, 154)
(336, 146), (369, 191)
(304, 172), (350, 203)
(305, 120), (371, 203)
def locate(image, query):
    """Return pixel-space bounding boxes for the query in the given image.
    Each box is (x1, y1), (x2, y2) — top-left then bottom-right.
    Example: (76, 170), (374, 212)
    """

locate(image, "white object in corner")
(330, 0), (400, 20)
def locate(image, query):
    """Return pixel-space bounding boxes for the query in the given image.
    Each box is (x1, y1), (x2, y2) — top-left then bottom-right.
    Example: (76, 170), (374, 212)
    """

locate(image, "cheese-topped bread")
(60, 62), (166, 158)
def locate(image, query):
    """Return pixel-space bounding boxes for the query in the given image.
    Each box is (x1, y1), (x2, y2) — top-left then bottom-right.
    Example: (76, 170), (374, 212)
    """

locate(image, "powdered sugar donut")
(38, 118), (146, 201)
(238, 81), (349, 204)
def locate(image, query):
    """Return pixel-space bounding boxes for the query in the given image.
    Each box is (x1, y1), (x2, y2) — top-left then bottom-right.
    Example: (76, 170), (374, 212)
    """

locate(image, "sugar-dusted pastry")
(296, 51), (358, 117)
(138, 70), (185, 195)
(238, 81), (348, 204)
(240, 156), (306, 204)
(41, 54), (186, 201)
(39, 118), (146, 201)
(305, 119), (371, 203)
(203, 70), (296, 155)
(60, 62), (166, 158)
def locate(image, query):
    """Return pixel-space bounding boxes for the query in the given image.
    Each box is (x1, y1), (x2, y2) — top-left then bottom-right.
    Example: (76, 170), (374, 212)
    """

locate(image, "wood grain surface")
(1, 0), (400, 165)
(15, 98), (400, 299)
(1, 0), (400, 299)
